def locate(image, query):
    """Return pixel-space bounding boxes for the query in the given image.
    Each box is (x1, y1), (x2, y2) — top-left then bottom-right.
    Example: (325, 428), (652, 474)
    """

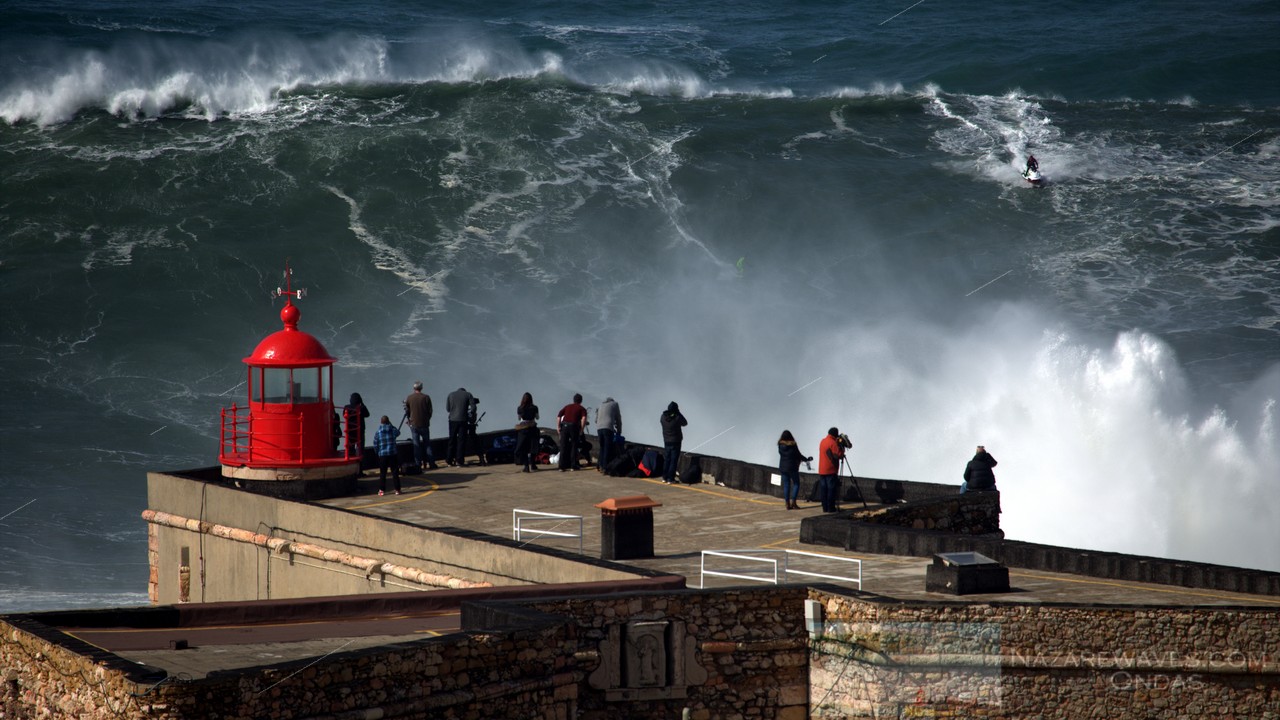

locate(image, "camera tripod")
(839, 456), (868, 509)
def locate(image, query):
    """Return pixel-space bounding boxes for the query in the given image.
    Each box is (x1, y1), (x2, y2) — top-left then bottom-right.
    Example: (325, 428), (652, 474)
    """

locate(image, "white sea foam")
(685, 302), (1280, 572)
(324, 185), (448, 313)
(828, 82), (909, 99)
(0, 26), (812, 127)
(0, 30), (554, 126)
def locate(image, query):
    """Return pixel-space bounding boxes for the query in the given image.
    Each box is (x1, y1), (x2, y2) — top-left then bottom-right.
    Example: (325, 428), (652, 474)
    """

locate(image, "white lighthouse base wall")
(220, 462), (360, 500)
(221, 462), (360, 482)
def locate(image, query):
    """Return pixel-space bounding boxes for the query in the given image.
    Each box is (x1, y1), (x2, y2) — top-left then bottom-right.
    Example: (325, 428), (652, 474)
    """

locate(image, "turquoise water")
(2, 1), (1278, 610)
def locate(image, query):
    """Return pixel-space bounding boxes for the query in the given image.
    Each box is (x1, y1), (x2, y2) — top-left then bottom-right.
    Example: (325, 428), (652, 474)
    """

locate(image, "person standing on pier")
(961, 445), (998, 493)
(446, 386), (474, 467)
(464, 395), (485, 466)
(660, 401), (688, 484)
(373, 415), (401, 496)
(515, 392), (540, 472)
(817, 427), (846, 512)
(343, 392), (370, 462)
(777, 430), (812, 509)
(595, 397), (622, 473)
(557, 393), (588, 471)
(403, 381), (437, 471)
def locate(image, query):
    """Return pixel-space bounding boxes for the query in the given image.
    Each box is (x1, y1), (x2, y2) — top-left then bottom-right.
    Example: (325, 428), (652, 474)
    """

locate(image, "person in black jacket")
(343, 392), (370, 462)
(659, 401), (688, 484)
(961, 445), (998, 493)
(514, 392), (540, 472)
(777, 430), (813, 509)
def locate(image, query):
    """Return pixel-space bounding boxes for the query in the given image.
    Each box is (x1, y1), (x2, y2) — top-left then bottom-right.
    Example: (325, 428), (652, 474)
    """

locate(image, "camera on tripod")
(836, 433), (852, 449)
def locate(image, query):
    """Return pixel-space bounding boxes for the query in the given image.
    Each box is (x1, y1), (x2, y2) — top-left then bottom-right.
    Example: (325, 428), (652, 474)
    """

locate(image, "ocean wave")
(0, 26), (898, 127)
(825, 82), (909, 99)
(0, 29), (568, 126)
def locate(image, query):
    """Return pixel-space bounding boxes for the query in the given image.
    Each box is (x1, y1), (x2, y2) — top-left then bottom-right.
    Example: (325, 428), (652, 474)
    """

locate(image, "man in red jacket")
(557, 393), (588, 471)
(818, 427), (847, 512)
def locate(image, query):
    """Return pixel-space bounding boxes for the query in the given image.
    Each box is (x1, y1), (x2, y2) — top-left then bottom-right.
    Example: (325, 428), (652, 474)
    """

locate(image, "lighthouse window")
(262, 368), (292, 403)
(295, 367), (321, 403)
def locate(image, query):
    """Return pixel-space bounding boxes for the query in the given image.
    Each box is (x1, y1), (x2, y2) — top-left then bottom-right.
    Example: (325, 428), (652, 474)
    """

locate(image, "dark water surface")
(2, 0), (1278, 610)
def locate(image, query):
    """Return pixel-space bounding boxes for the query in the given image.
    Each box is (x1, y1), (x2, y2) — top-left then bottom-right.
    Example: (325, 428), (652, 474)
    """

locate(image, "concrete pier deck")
(53, 459), (1280, 680)
(323, 460), (1280, 607)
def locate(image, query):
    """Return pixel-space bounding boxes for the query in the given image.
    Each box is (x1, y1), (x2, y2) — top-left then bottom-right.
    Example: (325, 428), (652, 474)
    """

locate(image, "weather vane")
(270, 261), (308, 302)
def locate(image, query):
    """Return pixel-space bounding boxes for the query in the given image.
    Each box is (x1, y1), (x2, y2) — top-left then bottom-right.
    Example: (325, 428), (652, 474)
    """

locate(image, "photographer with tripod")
(818, 427), (851, 512)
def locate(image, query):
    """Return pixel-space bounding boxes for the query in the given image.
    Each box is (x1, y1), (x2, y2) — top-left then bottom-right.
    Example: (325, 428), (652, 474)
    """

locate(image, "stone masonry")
(5, 585), (1280, 719)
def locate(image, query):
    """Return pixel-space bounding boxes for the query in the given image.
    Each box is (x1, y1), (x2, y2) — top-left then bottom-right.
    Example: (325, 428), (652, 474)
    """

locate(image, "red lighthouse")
(219, 265), (360, 498)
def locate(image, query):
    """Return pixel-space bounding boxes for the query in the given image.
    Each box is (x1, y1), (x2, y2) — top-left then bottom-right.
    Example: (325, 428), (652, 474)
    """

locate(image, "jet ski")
(1022, 154), (1044, 187)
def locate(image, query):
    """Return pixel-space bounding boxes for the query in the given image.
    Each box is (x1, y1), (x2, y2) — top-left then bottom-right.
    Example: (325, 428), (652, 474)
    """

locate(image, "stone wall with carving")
(501, 585), (813, 720)
(808, 589), (1280, 719)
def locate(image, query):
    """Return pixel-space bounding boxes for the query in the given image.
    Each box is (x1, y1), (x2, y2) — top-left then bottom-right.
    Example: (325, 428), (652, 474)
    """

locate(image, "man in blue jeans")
(373, 415), (401, 496)
(445, 387), (474, 466)
(818, 427), (846, 512)
(595, 397), (622, 474)
(403, 381), (437, 471)
(660, 401), (687, 484)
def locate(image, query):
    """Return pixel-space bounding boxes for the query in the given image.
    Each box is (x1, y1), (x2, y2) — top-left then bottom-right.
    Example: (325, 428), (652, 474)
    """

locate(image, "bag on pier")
(636, 448), (663, 478)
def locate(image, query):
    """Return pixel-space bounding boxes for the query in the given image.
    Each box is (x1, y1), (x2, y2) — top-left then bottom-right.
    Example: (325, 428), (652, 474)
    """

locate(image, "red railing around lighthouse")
(220, 404), (363, 466)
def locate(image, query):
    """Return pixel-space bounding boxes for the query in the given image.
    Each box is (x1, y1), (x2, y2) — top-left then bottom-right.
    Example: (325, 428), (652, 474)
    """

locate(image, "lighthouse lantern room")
(219, 265), (360, 498)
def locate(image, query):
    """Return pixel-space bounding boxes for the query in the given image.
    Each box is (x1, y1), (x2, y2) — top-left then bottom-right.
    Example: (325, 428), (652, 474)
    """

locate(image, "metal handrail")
(342, 406), (361, 461)
(700, 550), (779, 588)
(700, 549), (862, 589)
(220, 405), (307, 463)
(780, 549), (862, 588)
(512, 509), (584, 555)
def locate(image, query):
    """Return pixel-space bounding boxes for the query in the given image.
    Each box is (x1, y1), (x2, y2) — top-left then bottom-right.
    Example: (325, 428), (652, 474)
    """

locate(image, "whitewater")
(1, 1), (1278, 612)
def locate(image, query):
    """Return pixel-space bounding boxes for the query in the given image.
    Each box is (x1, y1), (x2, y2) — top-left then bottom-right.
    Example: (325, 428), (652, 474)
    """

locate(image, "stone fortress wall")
(4, 585), (1278, 719)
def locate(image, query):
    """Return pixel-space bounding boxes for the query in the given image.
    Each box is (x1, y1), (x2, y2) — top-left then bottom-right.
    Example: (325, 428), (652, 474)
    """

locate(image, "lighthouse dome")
(243, 302), (335, 367)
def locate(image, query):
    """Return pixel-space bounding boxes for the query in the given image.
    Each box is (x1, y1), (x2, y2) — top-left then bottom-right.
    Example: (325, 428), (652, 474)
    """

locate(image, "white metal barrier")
(512, 509), (584, 555)
(700, 549), (861, 589)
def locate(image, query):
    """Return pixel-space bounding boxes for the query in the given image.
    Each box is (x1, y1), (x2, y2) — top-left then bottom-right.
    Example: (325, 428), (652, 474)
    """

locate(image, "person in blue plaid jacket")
(374, 415), (402, 496)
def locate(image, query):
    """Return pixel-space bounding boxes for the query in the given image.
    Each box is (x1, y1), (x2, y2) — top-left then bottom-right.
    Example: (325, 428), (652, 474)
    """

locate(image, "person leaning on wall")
(961, 444), (997, 493)
(557, 393), (588, 471)
(595, 396), (622, 474)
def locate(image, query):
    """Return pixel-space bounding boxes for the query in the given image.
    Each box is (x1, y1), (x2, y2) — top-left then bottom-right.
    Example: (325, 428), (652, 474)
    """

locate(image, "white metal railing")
(512, 509), (584, 555)
(700, 549), (862, 589)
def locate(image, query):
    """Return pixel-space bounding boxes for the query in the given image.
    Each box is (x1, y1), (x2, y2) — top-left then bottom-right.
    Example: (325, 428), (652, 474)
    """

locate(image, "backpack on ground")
(681, 455), (702, 484)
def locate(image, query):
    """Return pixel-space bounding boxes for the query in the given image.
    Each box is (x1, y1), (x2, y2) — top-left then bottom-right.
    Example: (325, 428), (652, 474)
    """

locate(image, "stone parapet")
(4, 585), (1280, 719)
(807, 589), (1280, 719)
(850, 490), (1001, 535)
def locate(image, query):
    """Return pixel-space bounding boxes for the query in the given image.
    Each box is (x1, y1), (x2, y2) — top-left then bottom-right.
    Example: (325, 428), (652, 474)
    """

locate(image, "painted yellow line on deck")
(348, 479), (440, 510)
(638, 476), (786, 506)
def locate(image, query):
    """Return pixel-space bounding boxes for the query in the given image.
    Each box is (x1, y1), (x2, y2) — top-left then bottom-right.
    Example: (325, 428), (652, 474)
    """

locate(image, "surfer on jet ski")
(1022, 154), (1044, 187)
